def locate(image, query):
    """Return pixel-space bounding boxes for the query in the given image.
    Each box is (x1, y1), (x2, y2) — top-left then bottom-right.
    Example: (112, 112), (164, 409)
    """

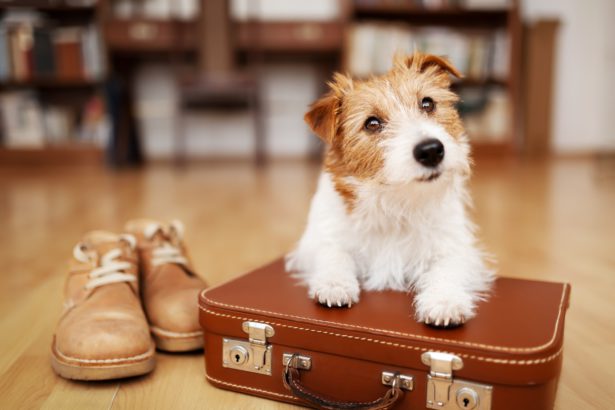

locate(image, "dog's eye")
(420, 97), (436, 113)
(364, 117), (382, 132)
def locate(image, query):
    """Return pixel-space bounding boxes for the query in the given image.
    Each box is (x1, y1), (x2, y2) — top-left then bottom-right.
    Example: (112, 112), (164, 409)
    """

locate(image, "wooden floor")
(0, 157), (613, 409)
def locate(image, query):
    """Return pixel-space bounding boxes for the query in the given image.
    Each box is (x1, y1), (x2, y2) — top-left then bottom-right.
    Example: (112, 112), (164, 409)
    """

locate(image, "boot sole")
(51, 341), (156, 381)
(150, 326), (203, 352)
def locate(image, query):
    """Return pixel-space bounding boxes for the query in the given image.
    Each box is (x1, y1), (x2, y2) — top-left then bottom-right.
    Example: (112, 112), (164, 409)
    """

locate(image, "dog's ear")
(398, 52), (463, 79)
(304, 92), (338, 144)
(304, 73), (353, 144)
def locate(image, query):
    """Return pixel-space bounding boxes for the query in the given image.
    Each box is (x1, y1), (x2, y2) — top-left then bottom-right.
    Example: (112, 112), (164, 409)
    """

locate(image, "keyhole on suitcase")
(228, 345), (249, 366)
(455, 387), (479, 409)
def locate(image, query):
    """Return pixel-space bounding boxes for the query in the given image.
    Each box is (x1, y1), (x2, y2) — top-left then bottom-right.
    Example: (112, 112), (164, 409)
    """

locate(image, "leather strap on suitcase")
(283, 353), (403, 409)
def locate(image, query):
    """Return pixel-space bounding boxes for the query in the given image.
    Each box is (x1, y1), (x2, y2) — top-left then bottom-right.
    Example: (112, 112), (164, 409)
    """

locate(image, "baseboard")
(146, 153), (316, 165)
(552, 150), (615, 160)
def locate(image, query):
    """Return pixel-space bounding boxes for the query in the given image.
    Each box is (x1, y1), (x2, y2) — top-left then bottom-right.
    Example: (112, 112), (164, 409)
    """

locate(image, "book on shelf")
(8, 24), (33, 81)
(0, 91), (45, 148)
(0, 90), (111, 149)
(490, 29), (509, 81)
(0, 10), (105, 84)
(462, 0), (511, 10)
(81, 24), (105, 79)
(113, 0), (200, 20)
(0, 27), (10, 81)
(79, 94), (110, 146)
(53, 27), (85, 80)
(458, 86), (510, 142)
(43, 105), (76, 145)
(347, 23), (379, 78)
(33, 27), (56, 78)
(231, 0), (340, 22)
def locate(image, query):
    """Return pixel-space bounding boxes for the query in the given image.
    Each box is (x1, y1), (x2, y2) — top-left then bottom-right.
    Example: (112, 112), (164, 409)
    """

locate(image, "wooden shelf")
(104, 19), (198, 53)
(453, 78), (508, 87)
(354, 5), (510, 27)
(352, 75), (507, 87)
(0, 78), (102, 89)
(235, 22), (344, 53)
(0, 145), (105, 166)
(0, 2), (95, 13)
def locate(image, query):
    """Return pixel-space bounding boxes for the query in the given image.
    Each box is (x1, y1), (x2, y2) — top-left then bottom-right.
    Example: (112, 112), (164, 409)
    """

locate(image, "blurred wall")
(523, 0), (615, 154)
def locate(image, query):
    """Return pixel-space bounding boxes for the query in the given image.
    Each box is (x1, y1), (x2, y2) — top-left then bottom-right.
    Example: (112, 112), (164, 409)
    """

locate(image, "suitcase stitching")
(201, 282), (568, 354)
(206, 374), (299, 401)
(201, 307), (564, 366)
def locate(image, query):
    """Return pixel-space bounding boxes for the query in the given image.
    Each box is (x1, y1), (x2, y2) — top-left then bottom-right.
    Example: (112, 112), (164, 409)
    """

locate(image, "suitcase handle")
(282, 353), (404, 410)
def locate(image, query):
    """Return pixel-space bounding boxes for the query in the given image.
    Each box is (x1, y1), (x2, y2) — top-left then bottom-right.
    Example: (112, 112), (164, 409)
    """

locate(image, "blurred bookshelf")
(0, 0), (521, 166)
(0, 0), (108, 166)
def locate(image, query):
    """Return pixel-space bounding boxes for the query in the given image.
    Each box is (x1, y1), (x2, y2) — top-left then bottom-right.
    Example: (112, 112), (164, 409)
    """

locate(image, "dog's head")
(305, 52), (470, 187)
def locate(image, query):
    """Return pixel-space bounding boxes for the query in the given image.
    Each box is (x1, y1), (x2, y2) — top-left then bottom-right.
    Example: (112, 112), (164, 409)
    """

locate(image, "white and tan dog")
(286, 52), (493, 327)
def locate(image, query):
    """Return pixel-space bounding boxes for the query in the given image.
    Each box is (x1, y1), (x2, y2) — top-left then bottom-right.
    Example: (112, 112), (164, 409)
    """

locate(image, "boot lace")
(144, 220), (188, 268)
(73, 234), (137, 290)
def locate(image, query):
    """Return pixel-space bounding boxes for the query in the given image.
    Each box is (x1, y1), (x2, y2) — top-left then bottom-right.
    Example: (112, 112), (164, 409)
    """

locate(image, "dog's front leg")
(413, 253), (489, 326)
(308, 247), (360, 308)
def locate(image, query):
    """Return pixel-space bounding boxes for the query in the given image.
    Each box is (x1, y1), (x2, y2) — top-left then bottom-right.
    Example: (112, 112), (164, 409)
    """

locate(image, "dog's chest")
(342, 197), (440, 290)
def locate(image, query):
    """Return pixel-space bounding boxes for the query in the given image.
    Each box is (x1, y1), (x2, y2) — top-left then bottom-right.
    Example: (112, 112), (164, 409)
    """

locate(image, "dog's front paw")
(309, 279), (360, 308)
(414, 290), (475, 327)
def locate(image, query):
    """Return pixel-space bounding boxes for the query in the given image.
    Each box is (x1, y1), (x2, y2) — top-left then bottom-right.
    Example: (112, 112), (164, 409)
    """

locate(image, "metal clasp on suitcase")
(421, 352), (493, 410)
(222, 321), (274, 375)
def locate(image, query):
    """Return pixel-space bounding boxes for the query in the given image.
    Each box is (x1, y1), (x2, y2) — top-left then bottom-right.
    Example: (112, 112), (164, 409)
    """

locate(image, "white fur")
(286, 118), (493, 326)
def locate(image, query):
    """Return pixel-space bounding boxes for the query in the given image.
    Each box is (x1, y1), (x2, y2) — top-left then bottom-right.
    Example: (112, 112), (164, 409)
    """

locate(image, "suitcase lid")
(200, 259), (570, 386)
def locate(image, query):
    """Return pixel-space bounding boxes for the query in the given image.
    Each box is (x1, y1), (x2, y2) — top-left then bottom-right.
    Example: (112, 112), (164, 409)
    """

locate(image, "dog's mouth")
(416, 171), (441, 182)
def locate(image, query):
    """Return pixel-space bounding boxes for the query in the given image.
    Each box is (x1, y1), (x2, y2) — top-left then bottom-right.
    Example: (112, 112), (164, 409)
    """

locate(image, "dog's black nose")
(413, 138), (444, 167)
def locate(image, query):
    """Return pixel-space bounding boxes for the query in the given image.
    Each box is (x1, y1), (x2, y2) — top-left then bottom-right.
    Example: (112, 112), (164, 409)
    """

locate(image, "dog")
(286, 52), (493, 327)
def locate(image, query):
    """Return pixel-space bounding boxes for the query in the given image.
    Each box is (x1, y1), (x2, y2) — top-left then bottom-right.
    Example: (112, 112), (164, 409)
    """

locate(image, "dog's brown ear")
(304, 92), (339, 144)
(402, 52), (463, 79)
(304, 73), (352, 144)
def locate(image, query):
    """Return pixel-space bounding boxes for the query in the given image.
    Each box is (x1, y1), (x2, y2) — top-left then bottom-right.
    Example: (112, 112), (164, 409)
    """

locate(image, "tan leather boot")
(125, 219), (206, 352)
(51, 231), (155, 380)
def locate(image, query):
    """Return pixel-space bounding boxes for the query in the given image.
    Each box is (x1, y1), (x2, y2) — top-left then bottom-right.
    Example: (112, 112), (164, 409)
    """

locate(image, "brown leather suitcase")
(199, 259), (570, 410)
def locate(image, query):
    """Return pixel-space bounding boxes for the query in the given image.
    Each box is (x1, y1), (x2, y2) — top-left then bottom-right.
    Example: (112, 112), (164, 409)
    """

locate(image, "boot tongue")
(150, 231), (173, 247)
(143, 221), (180, 247)
(125, 218), (170, 245)
(81, 230), (127, 257)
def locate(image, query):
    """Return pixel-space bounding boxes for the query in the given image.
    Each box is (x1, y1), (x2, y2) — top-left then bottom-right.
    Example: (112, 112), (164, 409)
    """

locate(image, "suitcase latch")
(222, 321), (274, 375)
(421, 352), (493, 410)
